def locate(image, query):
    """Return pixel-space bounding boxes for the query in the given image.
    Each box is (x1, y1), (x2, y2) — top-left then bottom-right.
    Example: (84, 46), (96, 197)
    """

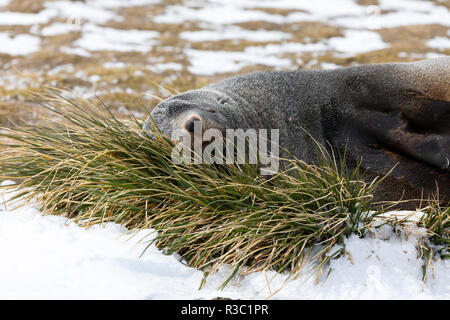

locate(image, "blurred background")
(0, 0), (449, 125)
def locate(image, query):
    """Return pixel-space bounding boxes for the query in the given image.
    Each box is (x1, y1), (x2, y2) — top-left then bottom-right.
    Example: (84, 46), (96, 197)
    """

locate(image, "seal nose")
(184, 116), (202, 134)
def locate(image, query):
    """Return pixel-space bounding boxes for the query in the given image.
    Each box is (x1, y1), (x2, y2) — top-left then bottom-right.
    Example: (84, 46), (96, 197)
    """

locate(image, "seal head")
(143, 89), (253, 140)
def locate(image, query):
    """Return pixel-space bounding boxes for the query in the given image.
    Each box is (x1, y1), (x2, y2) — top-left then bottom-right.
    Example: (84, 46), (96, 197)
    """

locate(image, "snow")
(44, 1), (120, 24)
(74, 23), (159, 52)
(427, 31), (450, 50)
(320, 62), (341, 70)
(0, 184), (448, 300)
(148, 62), (184, 73)
(185, 42), (331, 75)
(0, 33), (40, 55)
(155, 0), (398, 74)
(328, 30), (390, 55)
(180, 27), (292, 42)
(88, 0), (161, 8)
(60, 46), (92, 58)
(40, 22), (81, 36)
(0, 0), (161, 28)
(156, 0), (450, 28)
(154, 0), (366, 25)
(154, 5), (286, 25)
(0, 0), (446, 74)
(0, 9), (57, 26)
(184, 35), (388, 75)
(185, 48), (292, 75)
(103, 61), (127, 69)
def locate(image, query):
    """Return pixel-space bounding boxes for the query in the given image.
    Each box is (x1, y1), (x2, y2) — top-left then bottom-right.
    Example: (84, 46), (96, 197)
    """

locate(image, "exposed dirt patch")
(355, 0), (379, 5)
(0, 25), (31, 35)
(40, 32), (82, 50)
(6, 0), (48, 13)
(433, 0), (450, 10)
(252, 7), (307, 16)
(378, 24), (449, 45)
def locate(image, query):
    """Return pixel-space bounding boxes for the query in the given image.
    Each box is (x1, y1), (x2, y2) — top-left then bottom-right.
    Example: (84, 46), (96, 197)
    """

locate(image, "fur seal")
(143, 58), (450, 206)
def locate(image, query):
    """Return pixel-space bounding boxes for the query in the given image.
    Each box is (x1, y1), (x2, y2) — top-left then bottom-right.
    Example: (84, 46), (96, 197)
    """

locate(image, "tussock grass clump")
(420, 201), (450, 250)
(419, 200), (449, 258)
(0, 89), (383, 286)
(414, 199), (449, 281)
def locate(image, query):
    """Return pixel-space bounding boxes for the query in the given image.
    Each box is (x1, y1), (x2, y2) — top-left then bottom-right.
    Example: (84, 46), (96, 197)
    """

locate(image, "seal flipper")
(353, 94), (450, 171)
(383, 96), (450, 170)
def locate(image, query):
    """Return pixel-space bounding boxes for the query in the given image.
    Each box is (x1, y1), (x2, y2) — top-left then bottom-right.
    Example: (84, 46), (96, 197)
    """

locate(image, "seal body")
(144, 58), (450, 205)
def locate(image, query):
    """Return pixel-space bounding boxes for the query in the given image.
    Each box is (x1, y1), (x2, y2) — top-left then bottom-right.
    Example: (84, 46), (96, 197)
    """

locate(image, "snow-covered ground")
(0, 185), (448, 300)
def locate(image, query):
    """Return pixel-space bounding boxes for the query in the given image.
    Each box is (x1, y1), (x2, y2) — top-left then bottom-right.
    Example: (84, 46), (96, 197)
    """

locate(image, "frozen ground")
(0, 0), (449, 299)
(0, 184), (448, 300)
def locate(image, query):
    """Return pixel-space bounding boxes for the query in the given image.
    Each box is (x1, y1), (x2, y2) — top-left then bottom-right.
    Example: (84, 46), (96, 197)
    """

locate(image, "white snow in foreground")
(0, 33), (40, 55)
(0, 184), (448, 299)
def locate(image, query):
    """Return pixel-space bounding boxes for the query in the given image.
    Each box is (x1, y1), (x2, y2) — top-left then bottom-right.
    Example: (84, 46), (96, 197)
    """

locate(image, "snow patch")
(60, 46), (92, 58)
(185, 48), (291, 75)
(40, 22), (81, 36)
(45, 1), (118, 24)
(0, 198), (448, 299)
(0, 9), (57, 25)
(180, 27), (292, 42)
(148, 62), (184, 73)
(74, 23), (159, 52)
(328, 30), (390, 55)
(87, 0), (161, 9)
(0, 33), (40, 55)
(427, 32), (450, 50)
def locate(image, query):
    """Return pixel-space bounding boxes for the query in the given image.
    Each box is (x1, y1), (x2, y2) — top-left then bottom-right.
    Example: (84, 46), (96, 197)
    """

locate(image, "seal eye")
(205, 109), (216, 113)
(184, 116), (202, 133)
